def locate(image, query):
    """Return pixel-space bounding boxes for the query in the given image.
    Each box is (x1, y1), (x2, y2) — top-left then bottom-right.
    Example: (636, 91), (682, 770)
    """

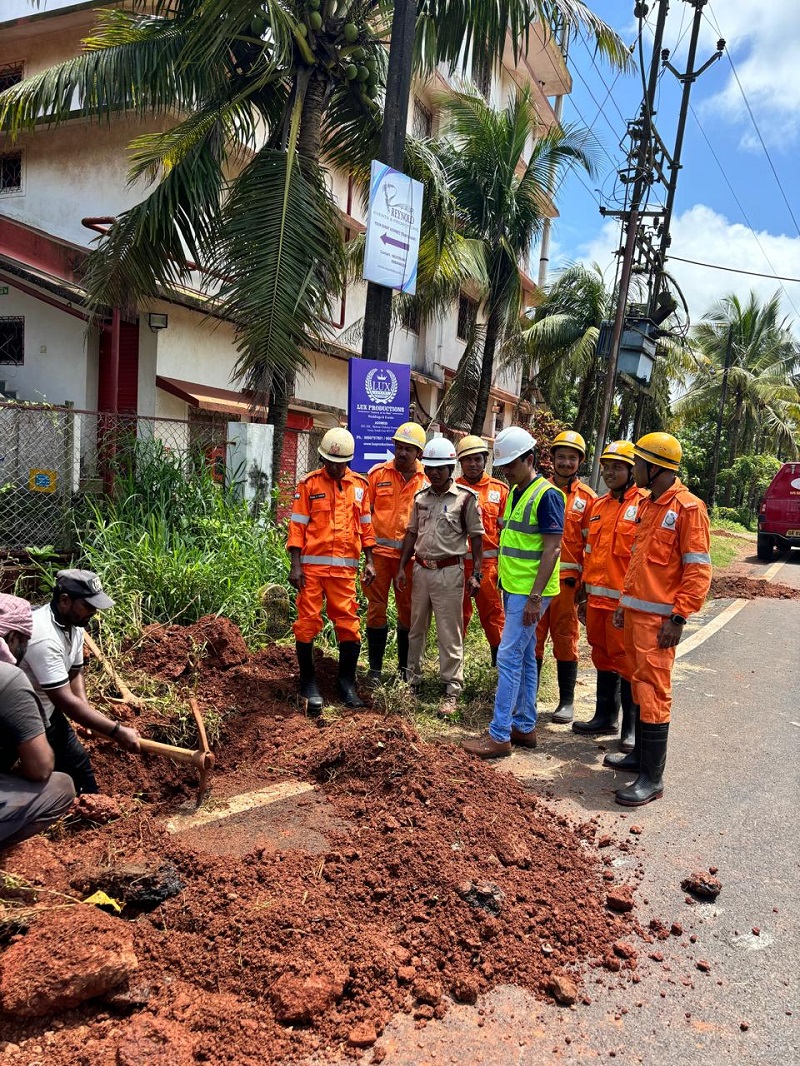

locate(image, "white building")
(0, 0), (571, 476)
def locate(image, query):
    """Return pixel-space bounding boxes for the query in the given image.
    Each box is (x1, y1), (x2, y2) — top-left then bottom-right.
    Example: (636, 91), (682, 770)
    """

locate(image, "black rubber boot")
(296, 641), (324, 718)
(535, 657), (544, 692)
(336, 641), (364, 708)
(618, 679), (636, 753)
(604, 705), (640, 770)
(490, 645), (499, 668)
(572, 670), (620, 735)
(615, 722), (669, 806)
(396, 626), (410, 680)
(366, 626), (388, 686)
(552, 660), (578, 724)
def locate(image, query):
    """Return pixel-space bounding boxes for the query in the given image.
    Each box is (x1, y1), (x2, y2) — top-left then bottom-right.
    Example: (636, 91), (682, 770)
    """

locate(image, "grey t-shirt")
(0, 663), (48, 774)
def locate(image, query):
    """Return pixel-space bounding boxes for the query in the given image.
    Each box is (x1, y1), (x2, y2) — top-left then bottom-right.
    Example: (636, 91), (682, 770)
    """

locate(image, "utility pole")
(360, 0), (417, 363)
(707, 325), (734, 511)
(589, 0), (724, 489)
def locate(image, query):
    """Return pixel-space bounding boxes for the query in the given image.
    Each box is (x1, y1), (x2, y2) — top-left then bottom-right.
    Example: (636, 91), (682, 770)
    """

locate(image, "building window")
(400, 300), (421, 334)
(0, 151), (23, 195)
(412, 97), (433, 140)
(0, 62), (23, 93)
(0, 317), (24, 366)
(456, 293), (478, 341)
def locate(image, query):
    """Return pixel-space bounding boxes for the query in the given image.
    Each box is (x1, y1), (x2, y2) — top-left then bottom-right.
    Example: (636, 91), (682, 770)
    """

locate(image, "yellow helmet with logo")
(318, 427), (355, 462)
(456, 434), (489, 460)
(600, 440), (635, 466)
(633, 432), (682, 471)
(551, 430), (586, 458)
(392, 421), (426, 451)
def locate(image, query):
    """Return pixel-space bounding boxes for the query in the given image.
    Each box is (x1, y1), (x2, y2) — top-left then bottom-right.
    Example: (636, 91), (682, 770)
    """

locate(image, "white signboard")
(362, 160), (423, 295)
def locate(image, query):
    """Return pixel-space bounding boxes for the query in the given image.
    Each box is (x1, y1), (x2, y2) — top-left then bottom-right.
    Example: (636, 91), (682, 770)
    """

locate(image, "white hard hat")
(318, 427), (355, 462)
(492, 426), (537, 467)
(421, 438), (457, 467)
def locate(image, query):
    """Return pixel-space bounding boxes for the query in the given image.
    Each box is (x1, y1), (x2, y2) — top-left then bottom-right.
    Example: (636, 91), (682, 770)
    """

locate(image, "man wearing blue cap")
(21, 570), (140, 793)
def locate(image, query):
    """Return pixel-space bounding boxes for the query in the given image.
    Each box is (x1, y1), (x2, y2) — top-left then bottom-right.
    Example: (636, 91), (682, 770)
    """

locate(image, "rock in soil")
(547, 973), (578, 1005)
(0, 906), (137, 1017)
(606, 885), (635, 912)
(269, 965), (349, 1022)
(71, 793), (123, 825)
(681, 871), (722, 899)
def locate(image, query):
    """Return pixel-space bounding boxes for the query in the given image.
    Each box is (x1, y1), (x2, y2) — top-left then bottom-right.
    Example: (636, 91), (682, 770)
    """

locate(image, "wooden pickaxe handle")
(138, 738), (215, 771)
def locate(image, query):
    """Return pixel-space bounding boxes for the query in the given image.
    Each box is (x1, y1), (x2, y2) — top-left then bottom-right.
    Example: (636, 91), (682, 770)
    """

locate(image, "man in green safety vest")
(462, 427), (565, 758)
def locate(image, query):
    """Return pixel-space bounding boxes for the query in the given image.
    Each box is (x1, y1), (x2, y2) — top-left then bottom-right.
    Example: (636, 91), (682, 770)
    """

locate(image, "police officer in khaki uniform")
(396, 438), (484, 718)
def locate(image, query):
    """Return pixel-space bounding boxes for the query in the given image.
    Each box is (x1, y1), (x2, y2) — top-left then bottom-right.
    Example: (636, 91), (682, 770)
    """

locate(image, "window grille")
(0, 317), (24, 366)
(401, 301), (421, 334)
(456, 294), (478, 341)
(0, 151), (23, 194)
(0, 62), (23, 93)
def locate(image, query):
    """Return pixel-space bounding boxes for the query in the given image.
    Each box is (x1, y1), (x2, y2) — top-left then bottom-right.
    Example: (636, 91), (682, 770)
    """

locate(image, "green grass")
(710, 517), (756, 538)
(709, 532), (741, 570)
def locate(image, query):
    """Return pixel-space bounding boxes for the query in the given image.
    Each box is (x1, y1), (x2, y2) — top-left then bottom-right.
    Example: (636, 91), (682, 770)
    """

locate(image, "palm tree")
(1, 1), (626, 480)
(430, 88), (595, 435)
(673, 291), (800, 469)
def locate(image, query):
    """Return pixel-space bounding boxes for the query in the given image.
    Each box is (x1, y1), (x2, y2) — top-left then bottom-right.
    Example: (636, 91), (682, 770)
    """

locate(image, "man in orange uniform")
(287, 428), (376, 716)
(365, 422), (428, 684)
(535, 430), (597, 723)
(455, 435), (508, 666)
(576, 441), (646, 754)
(612, 432), (711, 807)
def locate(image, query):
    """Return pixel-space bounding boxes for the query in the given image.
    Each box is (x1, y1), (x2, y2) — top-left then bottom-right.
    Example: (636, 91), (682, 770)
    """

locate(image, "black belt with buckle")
(416, 556), (462, 570)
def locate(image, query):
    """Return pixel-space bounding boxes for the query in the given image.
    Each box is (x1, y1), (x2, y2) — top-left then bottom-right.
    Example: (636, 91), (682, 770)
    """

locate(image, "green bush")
(712, 506), (753, 531)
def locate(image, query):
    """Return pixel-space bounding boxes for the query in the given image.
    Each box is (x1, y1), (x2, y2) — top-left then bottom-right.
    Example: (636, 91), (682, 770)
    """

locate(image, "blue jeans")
(489, 593), (552, 743)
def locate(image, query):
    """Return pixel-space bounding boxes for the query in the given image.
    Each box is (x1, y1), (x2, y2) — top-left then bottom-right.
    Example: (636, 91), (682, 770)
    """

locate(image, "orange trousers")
(293, 569), (360, 643)
(586, 602), (631, 679)
(623, 608), (675, 724)
(536, 577), (579, 661)
(363, 553), (414, 629)
(463, 559), (504, 648)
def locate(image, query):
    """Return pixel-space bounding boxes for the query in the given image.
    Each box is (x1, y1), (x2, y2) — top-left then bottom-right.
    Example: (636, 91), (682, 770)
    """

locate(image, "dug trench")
(1, 618), (652, 1065)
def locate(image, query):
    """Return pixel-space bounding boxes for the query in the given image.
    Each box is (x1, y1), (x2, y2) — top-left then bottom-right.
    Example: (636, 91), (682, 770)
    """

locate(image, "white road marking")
(165, 781), (315, 834)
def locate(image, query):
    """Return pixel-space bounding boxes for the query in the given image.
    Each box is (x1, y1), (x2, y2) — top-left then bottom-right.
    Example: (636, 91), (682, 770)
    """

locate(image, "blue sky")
(543, 0), (800, 332)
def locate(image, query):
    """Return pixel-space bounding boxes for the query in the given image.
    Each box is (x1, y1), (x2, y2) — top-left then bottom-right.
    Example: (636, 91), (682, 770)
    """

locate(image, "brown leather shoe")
(461, 732), (512, 759)
(510, 726), (537, 748)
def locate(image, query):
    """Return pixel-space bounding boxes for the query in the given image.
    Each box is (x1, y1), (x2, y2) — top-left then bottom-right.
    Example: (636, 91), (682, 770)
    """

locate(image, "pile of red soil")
(710, 576), (800, 600)
(0, 621), (643, 1064)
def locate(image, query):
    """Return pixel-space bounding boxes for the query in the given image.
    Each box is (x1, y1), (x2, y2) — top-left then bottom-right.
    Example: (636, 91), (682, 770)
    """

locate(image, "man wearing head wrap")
(0, 594), (76, 847)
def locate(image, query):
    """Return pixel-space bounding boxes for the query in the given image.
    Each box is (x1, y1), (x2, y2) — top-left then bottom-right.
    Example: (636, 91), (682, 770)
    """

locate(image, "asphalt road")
(369, 550), (799, 1065)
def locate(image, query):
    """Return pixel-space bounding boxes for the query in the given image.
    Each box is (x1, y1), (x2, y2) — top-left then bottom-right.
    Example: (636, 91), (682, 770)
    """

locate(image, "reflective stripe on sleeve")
(620, 594), (672, 615)
(482, 549), (499, 559)
(585, 584), (621, 600)
(360, 515), (372, 524)
(682, 552), (711, 564)
(584, 543), (592, 554)
(301, 556), (359, 567)
(290, 513), (310, 525)
(560, 561), (582, 572)
(376, 536), (403, 549)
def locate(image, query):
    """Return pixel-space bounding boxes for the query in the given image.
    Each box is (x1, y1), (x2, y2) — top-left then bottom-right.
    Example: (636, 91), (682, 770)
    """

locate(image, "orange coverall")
(621, 479), (712, 724)
(582, 483), (646, 678)
(364, 459), (427, 628)
(457, 472), (507, 648)
(536, 478), (597, 661)
(287, 467), (375, 642)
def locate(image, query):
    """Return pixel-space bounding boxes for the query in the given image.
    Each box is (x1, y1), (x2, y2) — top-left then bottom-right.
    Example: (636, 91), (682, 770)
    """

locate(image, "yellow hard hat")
(633, 431), (682, 471)
(456, 434), (489, 460)
(600, 440), (635, 466)
(392, 421), (426, 451)
(318, 427), (355, 462)
(551, 430), (586, 458)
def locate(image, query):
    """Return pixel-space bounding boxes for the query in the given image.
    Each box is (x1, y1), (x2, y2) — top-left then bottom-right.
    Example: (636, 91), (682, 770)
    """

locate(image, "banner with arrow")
(362, 160), (423, 294)
(347, 357), (411, 473)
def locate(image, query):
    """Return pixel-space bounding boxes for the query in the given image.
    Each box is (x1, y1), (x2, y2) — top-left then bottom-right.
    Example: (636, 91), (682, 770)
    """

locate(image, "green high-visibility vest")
(498, 475), (563, 597)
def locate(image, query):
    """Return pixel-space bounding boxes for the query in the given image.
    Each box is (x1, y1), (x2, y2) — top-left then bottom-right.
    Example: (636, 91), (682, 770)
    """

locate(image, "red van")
(757, 462), (800, 560)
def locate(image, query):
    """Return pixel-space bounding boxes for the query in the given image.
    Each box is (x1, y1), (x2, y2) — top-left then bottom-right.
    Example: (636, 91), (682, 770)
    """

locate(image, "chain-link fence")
(0, 404), (235, 552)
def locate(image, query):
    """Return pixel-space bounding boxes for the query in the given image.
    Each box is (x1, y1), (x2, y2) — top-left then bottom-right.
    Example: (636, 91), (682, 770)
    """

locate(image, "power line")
(577, 35), (630, 129)
(706, 3), (800, 240)
(667, 255), (800, 284)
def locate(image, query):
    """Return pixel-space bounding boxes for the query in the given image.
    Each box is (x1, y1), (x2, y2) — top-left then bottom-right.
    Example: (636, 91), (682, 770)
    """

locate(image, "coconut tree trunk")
(471, 303), (502, 435)
(574, 355), (597, 435)
(268, 371), (293, 515)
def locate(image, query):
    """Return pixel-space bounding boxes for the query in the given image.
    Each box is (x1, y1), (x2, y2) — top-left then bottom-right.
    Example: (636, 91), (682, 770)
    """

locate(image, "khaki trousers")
(407, 562), (465, 695)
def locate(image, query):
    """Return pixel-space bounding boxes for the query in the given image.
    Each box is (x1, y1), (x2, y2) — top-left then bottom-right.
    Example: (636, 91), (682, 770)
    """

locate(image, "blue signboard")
(347, 357), (411, 473)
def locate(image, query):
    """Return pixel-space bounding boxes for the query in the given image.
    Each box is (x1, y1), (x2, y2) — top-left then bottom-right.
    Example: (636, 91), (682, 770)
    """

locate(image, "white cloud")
(696, 1), (800, 150)
(570, 203), (800, 333)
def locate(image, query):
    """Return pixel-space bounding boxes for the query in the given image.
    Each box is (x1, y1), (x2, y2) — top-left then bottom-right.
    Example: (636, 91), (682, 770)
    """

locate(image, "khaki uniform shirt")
(408, 481), (484, 560)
